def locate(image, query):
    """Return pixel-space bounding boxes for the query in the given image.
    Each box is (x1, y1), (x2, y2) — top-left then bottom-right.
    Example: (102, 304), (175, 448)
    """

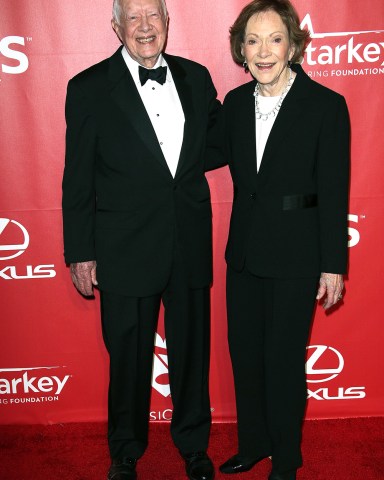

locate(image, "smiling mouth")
(256, 63), (275, 68)
(137, 36), (156, 44)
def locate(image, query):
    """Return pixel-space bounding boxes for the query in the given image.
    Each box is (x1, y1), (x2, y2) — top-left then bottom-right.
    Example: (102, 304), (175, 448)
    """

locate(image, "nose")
(258, 40), (271, 58)
(139, 14), (152, 32)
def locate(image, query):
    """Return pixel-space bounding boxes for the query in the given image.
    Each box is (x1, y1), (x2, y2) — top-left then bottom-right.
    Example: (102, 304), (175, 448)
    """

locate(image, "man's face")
(112, 0), (168, 68)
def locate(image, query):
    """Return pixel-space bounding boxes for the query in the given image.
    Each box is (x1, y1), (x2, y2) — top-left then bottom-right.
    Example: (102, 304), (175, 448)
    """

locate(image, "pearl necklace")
(254, 69), (293, 121)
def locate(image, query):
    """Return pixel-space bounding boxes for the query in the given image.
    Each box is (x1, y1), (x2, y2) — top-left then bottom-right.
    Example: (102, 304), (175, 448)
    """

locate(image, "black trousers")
(101, 253), (211, 460)
(226, 266), (318, 473)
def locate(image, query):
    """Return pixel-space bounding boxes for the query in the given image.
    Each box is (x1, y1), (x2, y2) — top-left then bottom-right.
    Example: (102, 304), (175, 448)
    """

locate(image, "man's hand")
(70, 261), (97, 296)
(316, 272), (344, 310)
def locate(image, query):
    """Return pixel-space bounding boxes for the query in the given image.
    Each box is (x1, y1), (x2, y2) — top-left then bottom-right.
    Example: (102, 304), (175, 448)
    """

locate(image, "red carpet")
(0, 418), (383, 480)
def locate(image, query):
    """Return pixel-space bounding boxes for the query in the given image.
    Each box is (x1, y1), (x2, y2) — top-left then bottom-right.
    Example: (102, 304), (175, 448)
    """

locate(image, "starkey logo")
(0, 366), (71, 406)
(301, 14), (384, 78)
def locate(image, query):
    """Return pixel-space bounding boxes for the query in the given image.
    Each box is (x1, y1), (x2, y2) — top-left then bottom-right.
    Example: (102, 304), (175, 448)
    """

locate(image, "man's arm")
(62, 78), (97, 265)
(63, 78), (99, 296)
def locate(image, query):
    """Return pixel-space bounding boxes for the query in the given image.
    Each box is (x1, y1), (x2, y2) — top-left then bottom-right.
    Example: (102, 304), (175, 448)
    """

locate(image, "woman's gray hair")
(112, 0), (168, 24)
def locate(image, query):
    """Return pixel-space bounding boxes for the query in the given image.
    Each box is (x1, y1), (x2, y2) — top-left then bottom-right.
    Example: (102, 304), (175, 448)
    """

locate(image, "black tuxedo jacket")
(62, 47), (220, 296)
(209, 64), (350, 278)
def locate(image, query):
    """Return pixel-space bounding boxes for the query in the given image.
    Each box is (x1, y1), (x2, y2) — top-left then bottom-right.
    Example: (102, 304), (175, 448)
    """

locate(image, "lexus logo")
(306, 345), (344, 383)
(0, 218), (29, 260)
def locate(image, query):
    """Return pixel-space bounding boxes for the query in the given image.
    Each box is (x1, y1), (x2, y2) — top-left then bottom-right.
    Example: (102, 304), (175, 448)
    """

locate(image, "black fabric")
(226, 267), (318, 472)
(138, 65), (167, 85)
(62, 47), (221, 296)
(101, 248), (211, 459)
(282, 193), (317, 211)
(207, 64), (350, 278)
(62, 47), (220, 462)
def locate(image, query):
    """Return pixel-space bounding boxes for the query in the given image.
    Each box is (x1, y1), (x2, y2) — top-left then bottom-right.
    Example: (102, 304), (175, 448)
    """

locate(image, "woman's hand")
(316, 273), (344, 310)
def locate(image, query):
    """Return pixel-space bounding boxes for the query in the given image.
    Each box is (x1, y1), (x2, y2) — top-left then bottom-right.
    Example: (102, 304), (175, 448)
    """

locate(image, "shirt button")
(160, 142), (163, 146)
(251, 193), (257, 200)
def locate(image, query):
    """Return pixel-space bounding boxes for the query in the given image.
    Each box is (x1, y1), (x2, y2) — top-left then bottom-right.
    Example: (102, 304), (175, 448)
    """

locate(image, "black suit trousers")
(100, 249), (211, 459)
(226, 266), (318, 472)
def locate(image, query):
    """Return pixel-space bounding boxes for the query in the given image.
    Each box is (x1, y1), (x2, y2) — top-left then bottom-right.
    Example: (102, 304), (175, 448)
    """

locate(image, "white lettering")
(335, 44), (347, 63)
(318, 45), (333, 65)
(0, 373), (70, 395)
(11, 377), (22, 392)
(348, 214), (360, 248)
(52, 375), (70, 395)
(307, 386), (366, 400)
(37, 377), (54, 392)
(304, 38), (384, 67)
(0, 265), (56, 280)
(149, 411), (156, 421)
(307, 388), (324, 400)
(23, 372), (39, 393)
(0, 36), (29, 74)
(305, 43), (317, 66)
(32, 265), (57, 278)
(344, 386), (366, 399)
(0, 379), (10, 394)
(149, 409), (173, 421)
(9, 396), (59, 404)
(347, 37), (364, 63)
(364, 43), (381, 62)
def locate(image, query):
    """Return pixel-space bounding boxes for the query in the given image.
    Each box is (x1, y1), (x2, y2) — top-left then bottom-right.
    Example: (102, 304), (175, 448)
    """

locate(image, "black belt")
(282, 194), (317, 210)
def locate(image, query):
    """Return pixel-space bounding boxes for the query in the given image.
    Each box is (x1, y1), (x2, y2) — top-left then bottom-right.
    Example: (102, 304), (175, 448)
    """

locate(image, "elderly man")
(62, 1), (220, 479)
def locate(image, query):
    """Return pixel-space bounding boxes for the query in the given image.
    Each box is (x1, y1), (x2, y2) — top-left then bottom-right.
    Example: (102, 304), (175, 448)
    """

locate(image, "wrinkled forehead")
(122, 0), (166, 15)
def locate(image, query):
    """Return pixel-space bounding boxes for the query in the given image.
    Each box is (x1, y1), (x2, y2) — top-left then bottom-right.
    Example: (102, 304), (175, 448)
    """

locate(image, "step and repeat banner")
(1, 0), (383, 424)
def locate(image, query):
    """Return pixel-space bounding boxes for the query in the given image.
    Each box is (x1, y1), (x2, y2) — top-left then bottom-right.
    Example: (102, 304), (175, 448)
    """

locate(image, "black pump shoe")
(219, 454), (269, 474)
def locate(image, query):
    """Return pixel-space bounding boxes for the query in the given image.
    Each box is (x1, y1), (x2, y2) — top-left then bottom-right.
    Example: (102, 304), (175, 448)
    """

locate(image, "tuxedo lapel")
(164, 54), (195, 178)
(107, 48), (171, 176)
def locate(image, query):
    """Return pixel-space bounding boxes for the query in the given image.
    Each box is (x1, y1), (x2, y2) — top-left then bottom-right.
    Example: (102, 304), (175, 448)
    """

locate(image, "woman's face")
(242, 10), (294, 93)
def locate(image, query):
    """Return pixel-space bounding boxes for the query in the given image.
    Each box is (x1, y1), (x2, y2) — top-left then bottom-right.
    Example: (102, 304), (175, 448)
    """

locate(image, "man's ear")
(165, 13), (169, 32)
(111, 19), (122, 43)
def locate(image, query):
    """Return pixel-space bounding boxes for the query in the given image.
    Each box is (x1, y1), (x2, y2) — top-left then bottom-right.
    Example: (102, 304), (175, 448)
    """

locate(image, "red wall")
(1, 0), (383, 424)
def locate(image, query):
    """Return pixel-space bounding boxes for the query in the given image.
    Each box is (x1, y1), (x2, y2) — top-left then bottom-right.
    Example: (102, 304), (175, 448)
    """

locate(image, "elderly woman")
(212, 1), (350, 479)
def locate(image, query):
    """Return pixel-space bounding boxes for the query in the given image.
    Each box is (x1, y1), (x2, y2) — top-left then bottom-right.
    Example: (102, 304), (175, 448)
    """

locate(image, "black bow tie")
(139, 65), (167, 86)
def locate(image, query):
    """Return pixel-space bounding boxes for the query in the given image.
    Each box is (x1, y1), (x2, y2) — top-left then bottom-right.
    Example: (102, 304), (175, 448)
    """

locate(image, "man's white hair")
(112, 0), (168, 24)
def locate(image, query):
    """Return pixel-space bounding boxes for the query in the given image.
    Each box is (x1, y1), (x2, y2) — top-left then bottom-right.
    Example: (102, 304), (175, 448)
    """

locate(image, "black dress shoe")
(219, 454), (269, 474)
(268, 469), (297, 480)
(183, 452), (214, 480)
(107, 457), (137, 480)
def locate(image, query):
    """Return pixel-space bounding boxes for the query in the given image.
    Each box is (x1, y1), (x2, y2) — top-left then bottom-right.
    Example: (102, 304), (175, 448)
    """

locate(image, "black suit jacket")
(209, 64), (350, 278)
(62, 47), (220, 296)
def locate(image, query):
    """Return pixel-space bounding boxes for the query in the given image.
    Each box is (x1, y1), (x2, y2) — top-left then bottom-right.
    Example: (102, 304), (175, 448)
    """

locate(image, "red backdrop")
(1, 0), (383, 424)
